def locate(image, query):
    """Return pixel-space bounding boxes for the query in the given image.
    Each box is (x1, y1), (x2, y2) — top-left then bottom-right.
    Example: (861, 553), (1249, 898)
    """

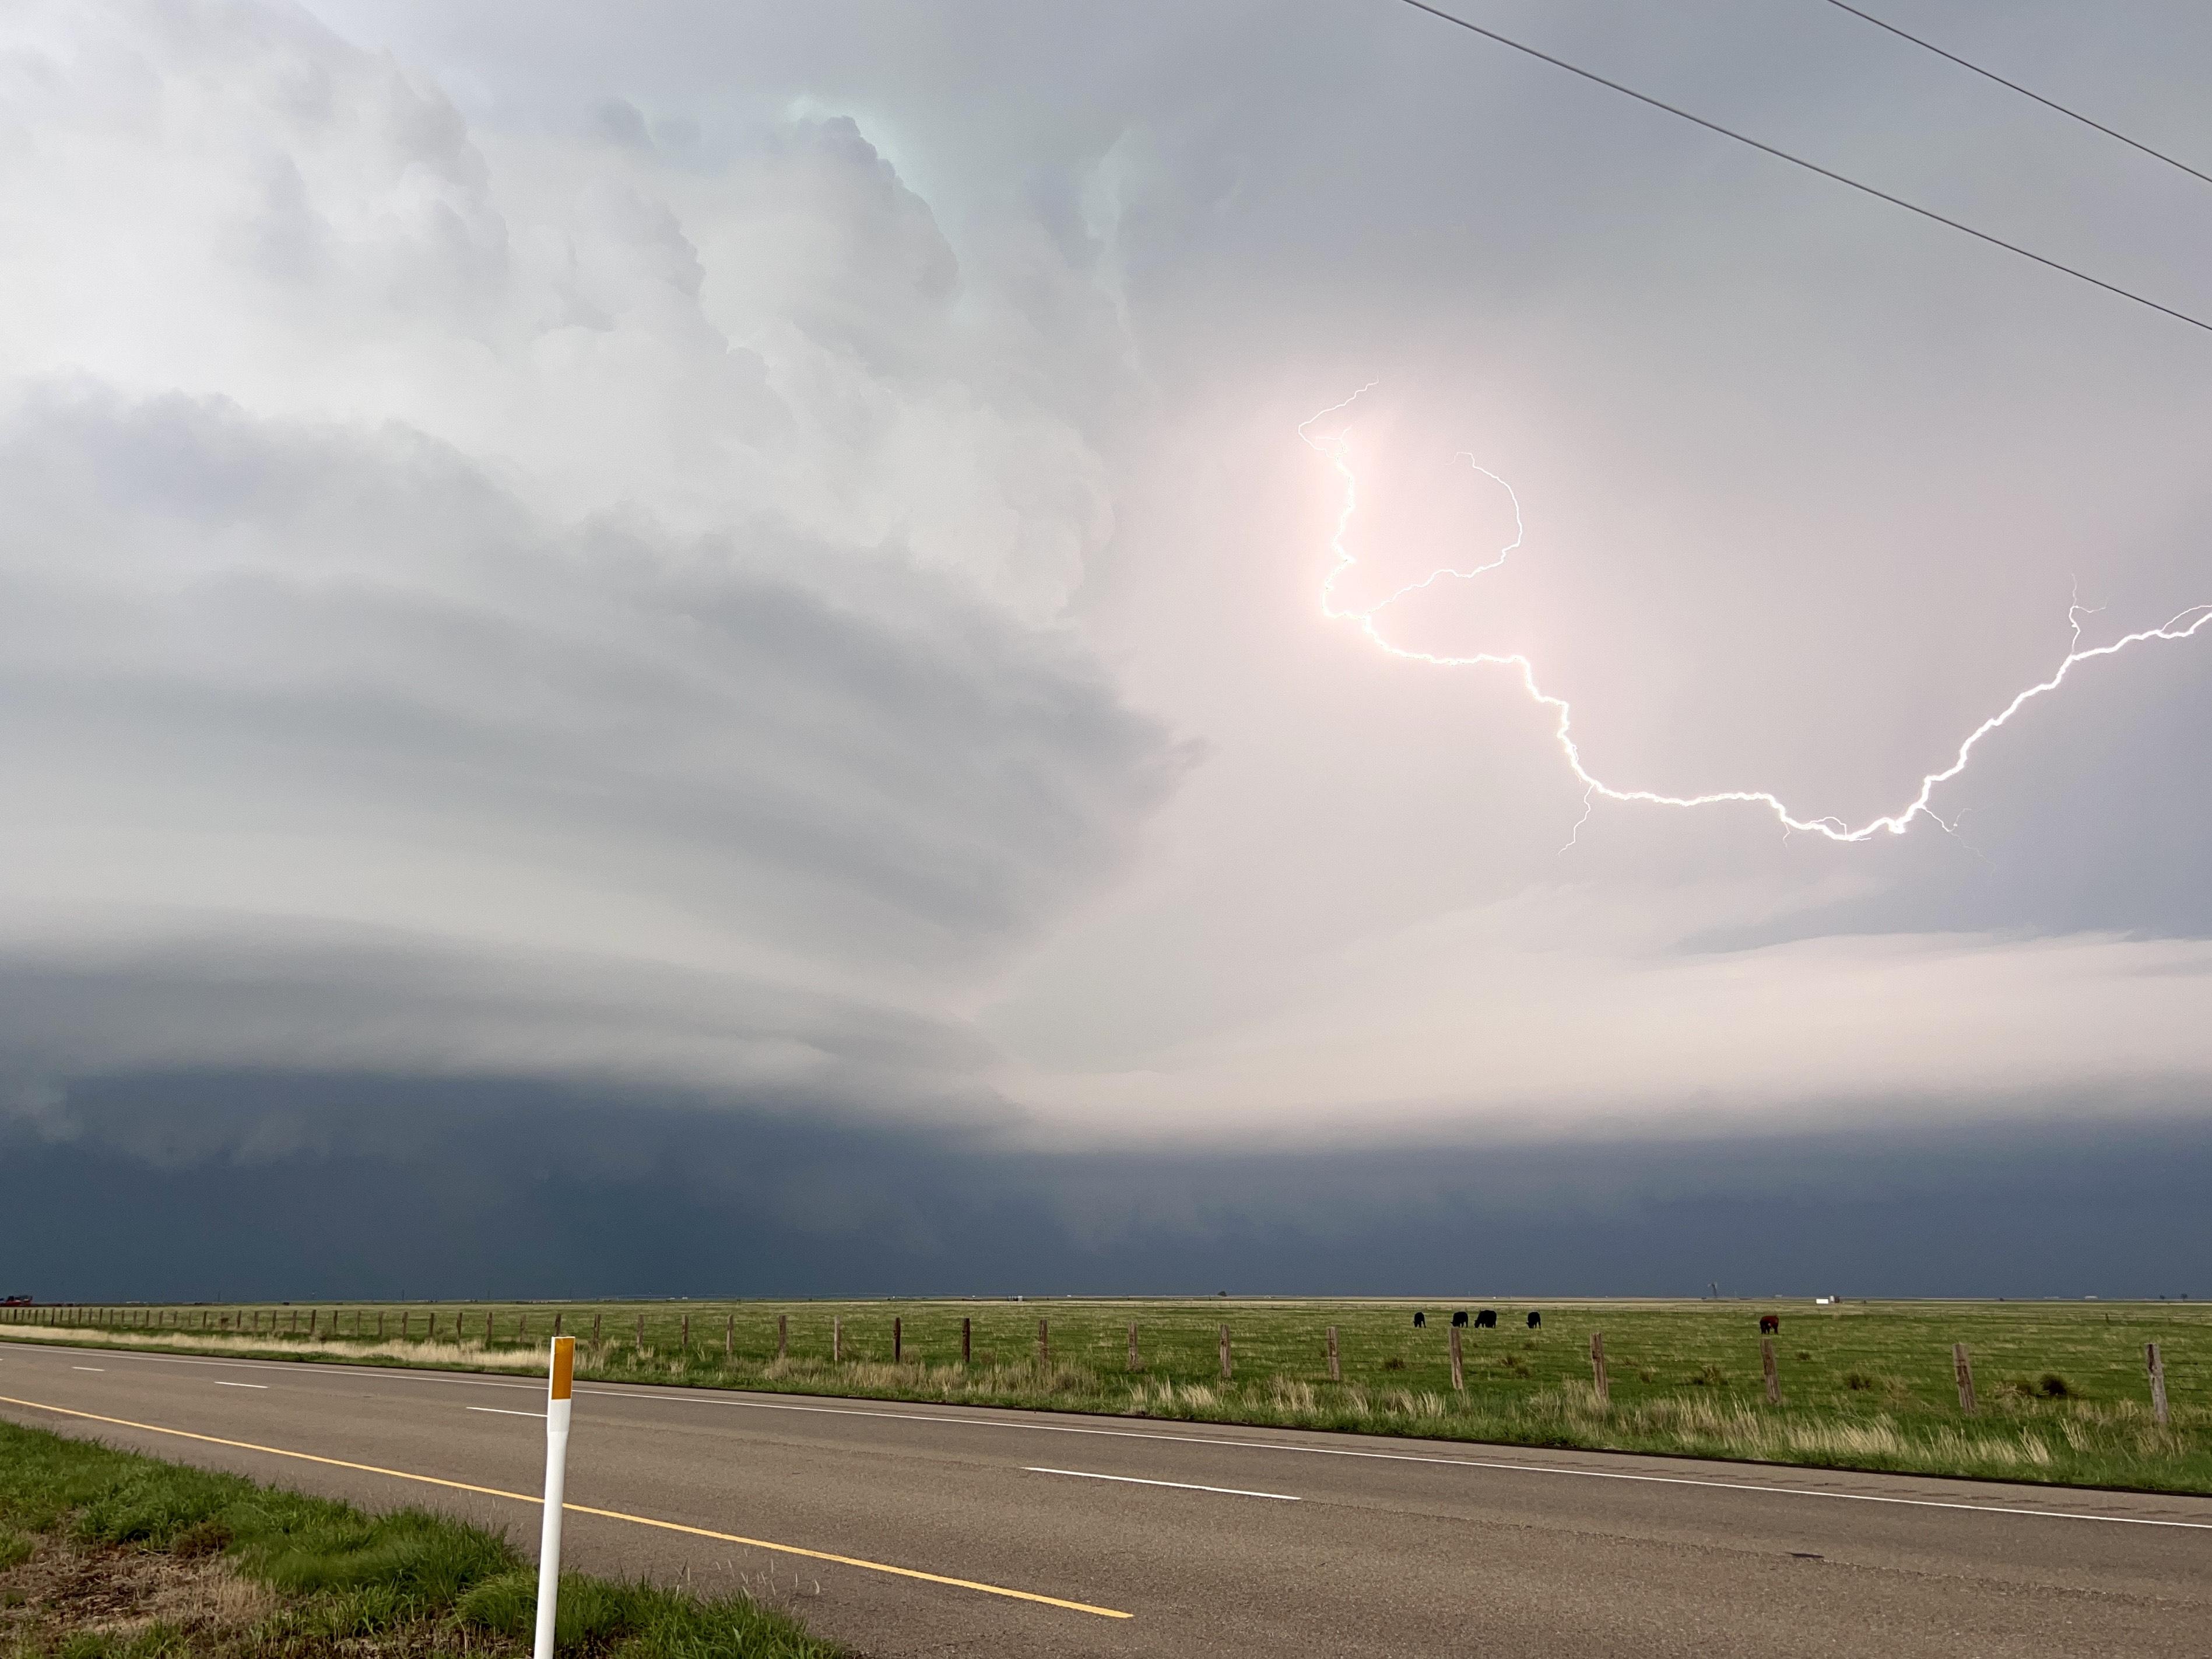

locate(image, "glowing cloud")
(1303, 386), (2212, 846)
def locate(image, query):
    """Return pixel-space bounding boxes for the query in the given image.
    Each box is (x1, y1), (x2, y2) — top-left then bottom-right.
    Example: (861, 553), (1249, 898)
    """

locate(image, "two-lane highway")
(3, 1340), (2207, 1656)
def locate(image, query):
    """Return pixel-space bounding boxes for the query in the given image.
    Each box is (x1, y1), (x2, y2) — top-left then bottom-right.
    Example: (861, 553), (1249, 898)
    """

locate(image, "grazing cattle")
(1450, 1310), (1469, 1327)
(1474, 1309), (1497, 1329)
(1413, 1310), (1427, 1328)
(1526, 1311), (1541, 1329)
(1759, 1314), (1781, 1335)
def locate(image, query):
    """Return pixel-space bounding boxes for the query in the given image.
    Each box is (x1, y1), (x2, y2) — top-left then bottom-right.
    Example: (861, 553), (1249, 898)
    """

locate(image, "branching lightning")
(1301, 386), (2212, 846)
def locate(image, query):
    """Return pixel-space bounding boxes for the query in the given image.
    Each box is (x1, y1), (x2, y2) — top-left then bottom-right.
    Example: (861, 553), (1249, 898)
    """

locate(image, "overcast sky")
(4, 0), (2209, 1295)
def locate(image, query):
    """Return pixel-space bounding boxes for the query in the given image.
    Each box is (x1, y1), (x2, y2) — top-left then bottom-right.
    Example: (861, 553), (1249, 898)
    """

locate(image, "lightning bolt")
(1302, 386), (2212, 845)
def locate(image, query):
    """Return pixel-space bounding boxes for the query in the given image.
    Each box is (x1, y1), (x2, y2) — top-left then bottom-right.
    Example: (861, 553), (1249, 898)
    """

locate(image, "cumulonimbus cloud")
(0, 1), (1189, 1122)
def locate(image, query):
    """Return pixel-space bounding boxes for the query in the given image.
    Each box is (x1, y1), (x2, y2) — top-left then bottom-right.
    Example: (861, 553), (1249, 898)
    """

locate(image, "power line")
(1820, 0), (2212, 191)
(1392, 0), (2212, 336)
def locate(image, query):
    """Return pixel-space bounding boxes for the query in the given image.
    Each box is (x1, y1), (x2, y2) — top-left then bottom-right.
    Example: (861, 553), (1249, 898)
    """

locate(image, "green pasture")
(6, 1296), (2207, 1493)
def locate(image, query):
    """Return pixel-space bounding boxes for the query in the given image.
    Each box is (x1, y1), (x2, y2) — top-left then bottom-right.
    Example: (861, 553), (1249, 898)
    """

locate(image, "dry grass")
(0, 1323), (546, 1377)
(1, 1531), (297, 1659)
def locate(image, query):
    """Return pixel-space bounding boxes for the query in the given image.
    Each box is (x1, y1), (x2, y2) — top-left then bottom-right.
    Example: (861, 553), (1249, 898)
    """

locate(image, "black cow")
(1474, 1309), (1497, 1329)
(1758, 1314), (1781, 1335)
(1526, 1311), (1541, 1329)
(1450, 1310), (1469, 1327)
(1413, 1310), (1426, 1328)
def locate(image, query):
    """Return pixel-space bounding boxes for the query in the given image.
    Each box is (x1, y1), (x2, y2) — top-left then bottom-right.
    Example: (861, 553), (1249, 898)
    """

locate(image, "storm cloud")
(2, 0), (2209, 1291)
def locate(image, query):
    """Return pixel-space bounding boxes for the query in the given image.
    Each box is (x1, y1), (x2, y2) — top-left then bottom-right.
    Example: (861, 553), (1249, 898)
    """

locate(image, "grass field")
(0, 1417), (840, 1659)
(6, 1296), (2207, 1495)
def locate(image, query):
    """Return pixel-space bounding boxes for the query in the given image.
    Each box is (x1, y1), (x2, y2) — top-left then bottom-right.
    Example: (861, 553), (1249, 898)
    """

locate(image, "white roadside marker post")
(533, 1336), (575, 1659)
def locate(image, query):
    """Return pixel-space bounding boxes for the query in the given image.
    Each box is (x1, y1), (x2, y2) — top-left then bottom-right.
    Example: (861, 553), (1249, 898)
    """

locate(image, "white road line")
(2, 1343), (538, 1389)
(71, 1366), (104, 1372)
(18, 1340), (2212, 1533)
(1028, 1467), (1300, 1501)
(465, 1406), (546, 1418)
(213, 1382), (269, 1390)
(572, 1391), (2212, 1532)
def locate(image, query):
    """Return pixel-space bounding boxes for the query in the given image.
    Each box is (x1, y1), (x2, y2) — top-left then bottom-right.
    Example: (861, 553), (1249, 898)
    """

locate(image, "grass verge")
(0, 1419), (841, 1659)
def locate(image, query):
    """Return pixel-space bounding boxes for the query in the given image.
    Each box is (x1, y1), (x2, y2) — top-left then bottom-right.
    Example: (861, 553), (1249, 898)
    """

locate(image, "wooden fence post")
(1038, 1318), (1049, 1369)
(310, 1309), (318, 1337)
(2147, 1342), (2170, 1426)
(833, 1316), (842, 1363)
(1326, 1324), (1341, 1383)
(962, 1317), (972, 1366)
(1589, 1331), (1609, 1403)
(1449, 1324), (1464, 1391)
(1219, 1324), (1233, 1382)
(1953, 1342), (1977, 1414)
(518, 1311), (529, 1338)
(486, 1310), (495, 1342)
(1761, 1337), (1781, 1404)
(892, 1316), (903, 1364)
(777, 1313), (788, 1359)
(680, 1313), (690, 1351)
(592, 1312), (602, 1343)
(553, 1311), (563, 1338)
(1127, 1321), (1139, 1371)
(636, 1312), (645, 1351)
(725, 1313), (732, 1358)
(377, 1311), (385, 1340)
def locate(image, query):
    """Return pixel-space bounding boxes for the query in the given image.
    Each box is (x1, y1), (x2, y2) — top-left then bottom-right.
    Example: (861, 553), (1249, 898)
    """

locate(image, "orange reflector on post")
(549, 1335), (574, 1401)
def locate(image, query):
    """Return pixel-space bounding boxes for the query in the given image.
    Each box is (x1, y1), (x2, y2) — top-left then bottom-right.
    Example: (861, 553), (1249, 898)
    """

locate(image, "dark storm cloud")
(6, 1071), (2209, 1302)
(3, 0), (2209, 1294)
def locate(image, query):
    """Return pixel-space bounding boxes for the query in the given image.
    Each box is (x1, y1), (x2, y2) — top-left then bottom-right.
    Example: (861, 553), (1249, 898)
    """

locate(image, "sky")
(3, 0), (2210, 1298)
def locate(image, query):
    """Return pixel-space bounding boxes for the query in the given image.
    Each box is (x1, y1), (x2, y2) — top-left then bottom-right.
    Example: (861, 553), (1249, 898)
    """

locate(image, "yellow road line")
(0, 1393), (1129, 1620)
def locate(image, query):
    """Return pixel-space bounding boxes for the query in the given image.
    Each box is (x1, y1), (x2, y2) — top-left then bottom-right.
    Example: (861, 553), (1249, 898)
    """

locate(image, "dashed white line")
(1028, 1467), (1300, 1501)
(71, 1366), (104, 1372)
(213, 1382), (269, 1390)
(465, 1406), (546, 1418)
(573, 1391), (2212, 1532)
(17, 1340), (2212, 1533)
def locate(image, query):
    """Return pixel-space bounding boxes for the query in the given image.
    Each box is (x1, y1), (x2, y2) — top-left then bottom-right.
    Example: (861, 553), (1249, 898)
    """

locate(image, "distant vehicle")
(1, 1296), (32, 1306)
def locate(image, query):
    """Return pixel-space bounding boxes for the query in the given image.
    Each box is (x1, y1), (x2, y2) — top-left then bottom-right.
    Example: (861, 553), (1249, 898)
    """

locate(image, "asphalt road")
(3, 1340), (2208, 1656)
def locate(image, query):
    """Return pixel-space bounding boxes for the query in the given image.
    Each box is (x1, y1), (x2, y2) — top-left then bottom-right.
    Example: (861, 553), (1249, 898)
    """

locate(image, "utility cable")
(1820, 0), (2212, 191)
(1392, 0), (2212, 336)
